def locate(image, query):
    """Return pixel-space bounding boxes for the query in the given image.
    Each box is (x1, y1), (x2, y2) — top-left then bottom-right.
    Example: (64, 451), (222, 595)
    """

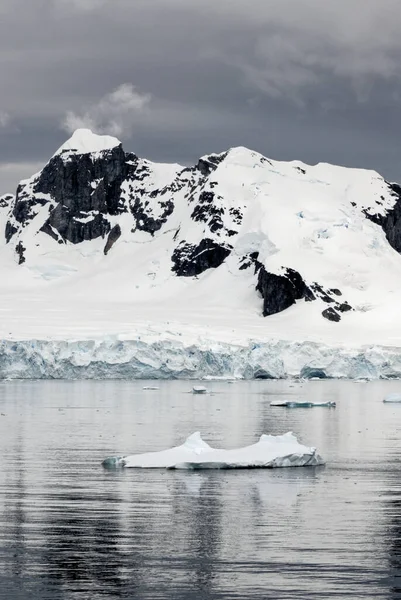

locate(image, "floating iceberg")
(383, 393), (401, 403)
(270, 400), (336, 408)
(102, 431), (324, 470)
(192, 386), (207, 394)
(143, 386), (159, 390)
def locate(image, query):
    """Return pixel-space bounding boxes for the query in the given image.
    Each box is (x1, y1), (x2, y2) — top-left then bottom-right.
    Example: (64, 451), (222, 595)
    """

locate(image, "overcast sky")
(1, 0), (401, 194)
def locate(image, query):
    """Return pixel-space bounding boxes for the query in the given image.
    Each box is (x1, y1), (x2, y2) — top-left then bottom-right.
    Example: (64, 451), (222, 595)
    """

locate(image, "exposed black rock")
(337, 302), (352, 313)
(42, 205), (111, 244)
(130, 197), (174, 235)
(239, 252), (259, 270)
(256, 266), (315, 317)
(364, 183), (401, 253)
(172, 238), (231, 277)
(7, 144), (132, 246)
(196, 152), (228, 177)
(0, 193), (13, 208)
(311, 284), (352, 315)
(311, 283), (335, 303)
(15, 241), (26, 265)
(229, 207), (243, 226)
(104, 224), (122, 255)
(191, 191), (225, 233)
(5, 221), (17, 243)
(322, 307), (341, 322)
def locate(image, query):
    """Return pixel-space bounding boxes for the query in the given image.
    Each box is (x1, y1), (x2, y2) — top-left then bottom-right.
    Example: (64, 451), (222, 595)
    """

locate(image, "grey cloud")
(0, 112), (10, 128)
(0, 161), (44, 196)
(62, 84), (152, 136)
(1, 0), (401, 195)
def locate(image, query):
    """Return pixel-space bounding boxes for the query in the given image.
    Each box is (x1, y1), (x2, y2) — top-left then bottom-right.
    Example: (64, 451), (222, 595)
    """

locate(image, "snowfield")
(1, 129), (401, 379)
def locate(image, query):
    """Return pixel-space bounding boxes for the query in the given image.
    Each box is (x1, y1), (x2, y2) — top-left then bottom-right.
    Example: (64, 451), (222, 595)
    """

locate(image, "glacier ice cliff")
(1, 337), (401, 380)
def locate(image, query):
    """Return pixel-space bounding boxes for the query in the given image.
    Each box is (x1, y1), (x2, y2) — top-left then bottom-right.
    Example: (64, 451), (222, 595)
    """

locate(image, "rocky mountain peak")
(3, 131), (401, 324)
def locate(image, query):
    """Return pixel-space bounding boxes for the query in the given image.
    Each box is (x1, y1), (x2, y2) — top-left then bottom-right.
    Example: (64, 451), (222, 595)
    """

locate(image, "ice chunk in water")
(102, 456), (125, 469)
(383, 393), (401, 403)
(103, 431), (324, 470)
(270, 400), (336, 408)
(192, 386), (207, 394)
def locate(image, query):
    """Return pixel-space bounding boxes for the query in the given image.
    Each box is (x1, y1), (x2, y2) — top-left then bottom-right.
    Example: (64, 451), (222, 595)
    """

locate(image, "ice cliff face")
(4, 128), (401, 327)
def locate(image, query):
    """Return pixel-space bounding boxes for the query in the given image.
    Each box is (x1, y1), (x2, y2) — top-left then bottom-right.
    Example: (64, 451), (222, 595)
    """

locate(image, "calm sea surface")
(1, 379), (401, 599)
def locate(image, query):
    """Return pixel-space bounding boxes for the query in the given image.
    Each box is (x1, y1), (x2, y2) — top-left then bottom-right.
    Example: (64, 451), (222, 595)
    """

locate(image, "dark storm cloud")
(1, 0), (401, 193)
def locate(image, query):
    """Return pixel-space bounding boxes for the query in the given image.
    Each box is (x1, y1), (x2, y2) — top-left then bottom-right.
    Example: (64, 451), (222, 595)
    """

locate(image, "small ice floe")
(383, 393), (401, 403)
(102, 431), (324, 470)
(270, 400), (336, 408)
(192, 386), (207, 394)
(143, 386), (159, 391)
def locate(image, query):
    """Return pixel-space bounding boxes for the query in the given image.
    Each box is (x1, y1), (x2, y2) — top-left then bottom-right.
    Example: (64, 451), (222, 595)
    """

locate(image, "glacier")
(102, 431), (324, 469)
(2, 336), (401, 380)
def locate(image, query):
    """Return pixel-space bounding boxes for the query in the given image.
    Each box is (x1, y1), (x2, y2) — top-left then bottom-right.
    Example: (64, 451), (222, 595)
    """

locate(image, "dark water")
(1, 380), (401, 599)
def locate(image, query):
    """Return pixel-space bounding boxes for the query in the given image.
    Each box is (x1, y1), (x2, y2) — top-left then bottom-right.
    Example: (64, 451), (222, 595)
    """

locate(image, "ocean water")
(1, 379), (401, 599)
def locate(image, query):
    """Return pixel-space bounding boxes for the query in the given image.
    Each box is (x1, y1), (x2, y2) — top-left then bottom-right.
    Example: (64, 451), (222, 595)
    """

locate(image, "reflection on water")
(1, 379), (401, 598)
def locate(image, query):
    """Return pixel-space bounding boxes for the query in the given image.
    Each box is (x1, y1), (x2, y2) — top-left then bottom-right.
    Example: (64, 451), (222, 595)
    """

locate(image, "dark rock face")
(0, 193), (13, 208)
(5, 221), (17, 243)
(196, 152), (228, 177)
(172, 238), (232, 277)
(256, 266), (315, 317)
(42, 205), (111, 244)
(7, 144), (131, 245)
(239, 252), (260, 271)
(311, 284), (352, 315)
(15, 241), (26, 265)
(130, 197), (174, 235)
(104, 224), (122, 255)
(364, 183), (401, 253)
(322, 307), (341, 322)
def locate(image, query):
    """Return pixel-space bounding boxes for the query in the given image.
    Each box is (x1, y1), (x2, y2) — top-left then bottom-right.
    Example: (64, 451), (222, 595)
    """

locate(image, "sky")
(1, 0), (401, 194)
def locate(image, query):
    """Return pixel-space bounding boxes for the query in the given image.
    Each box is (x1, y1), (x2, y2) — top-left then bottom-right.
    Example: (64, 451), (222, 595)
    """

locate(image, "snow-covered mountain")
(1, 128), (401, 379)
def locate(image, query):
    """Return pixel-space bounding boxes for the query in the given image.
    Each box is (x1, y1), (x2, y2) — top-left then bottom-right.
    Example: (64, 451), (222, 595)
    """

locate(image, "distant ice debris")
(270, 400), (336, 408)
(102, 431), (324, 470)
(192, 386), (207, 394)
(143, 386), (159, 390)
(383, 393), (401, 403)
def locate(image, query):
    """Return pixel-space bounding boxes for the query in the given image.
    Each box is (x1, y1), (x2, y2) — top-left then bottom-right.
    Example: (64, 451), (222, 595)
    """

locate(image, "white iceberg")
(102, 431), (324, 470)
(192, 386), (207, 394)
(270, 400), (336, 408)
(383, 393), (401, 403)
(143, 386), (159, 390)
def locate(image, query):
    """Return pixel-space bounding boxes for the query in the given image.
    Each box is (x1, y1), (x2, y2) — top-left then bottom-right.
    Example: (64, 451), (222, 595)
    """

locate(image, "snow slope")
(54, 128), (121, 156)
(1, 129), (401, 379)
